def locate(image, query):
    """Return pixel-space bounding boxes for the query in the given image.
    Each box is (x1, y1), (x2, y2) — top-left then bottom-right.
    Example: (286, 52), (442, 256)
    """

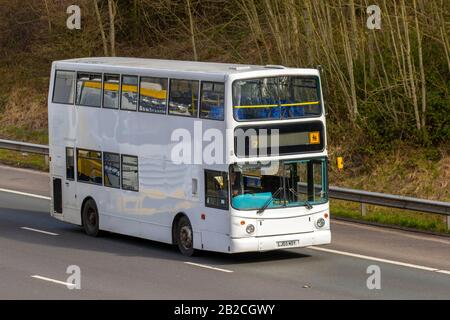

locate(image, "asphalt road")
(0, 165), (449, 299)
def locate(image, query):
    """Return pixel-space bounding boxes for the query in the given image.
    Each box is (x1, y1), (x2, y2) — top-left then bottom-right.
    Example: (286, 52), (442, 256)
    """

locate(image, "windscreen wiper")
(288, 188), (313, 210)
(257, 187), (283, 215)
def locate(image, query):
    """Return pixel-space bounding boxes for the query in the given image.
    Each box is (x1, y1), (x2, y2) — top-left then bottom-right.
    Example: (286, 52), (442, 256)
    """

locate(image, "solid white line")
(436, 270), (450, 275)
(31, 275), (75, 288)
(21, 227), (59, 236)
(0, 188), (50, 200)
(308, 246), (450, 275)
(332, 220), (450, 245)
(184, 262), (234, 273)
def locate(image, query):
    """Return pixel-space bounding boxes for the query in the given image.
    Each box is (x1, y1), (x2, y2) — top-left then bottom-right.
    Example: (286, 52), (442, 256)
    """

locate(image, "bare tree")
(93, 0), (109, 56)
(186, 0), (197, 61)
(108, 0), (116, 56)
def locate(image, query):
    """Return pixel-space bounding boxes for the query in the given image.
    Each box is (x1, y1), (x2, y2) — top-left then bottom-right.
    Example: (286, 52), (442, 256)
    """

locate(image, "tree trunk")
(94, 0), (109, 56)
(186, 0), (198, 61)
(413, 0), (427, 131)
(108, 0), (116, 57)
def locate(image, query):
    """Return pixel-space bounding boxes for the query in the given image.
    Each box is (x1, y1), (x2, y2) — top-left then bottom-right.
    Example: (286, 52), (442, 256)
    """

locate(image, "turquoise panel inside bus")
(232, 192), (273, 210)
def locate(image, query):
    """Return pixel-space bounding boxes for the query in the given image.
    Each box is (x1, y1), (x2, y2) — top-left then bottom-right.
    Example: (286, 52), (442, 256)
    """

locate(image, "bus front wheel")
(82, 199), (100, 237)
(177, 216), (194, 256)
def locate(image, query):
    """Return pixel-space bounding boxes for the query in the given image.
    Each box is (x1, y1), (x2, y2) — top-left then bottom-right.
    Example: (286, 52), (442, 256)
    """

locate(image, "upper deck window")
(76, 73), (102, 107)
(233, 76), (321, 121)
(139, 77), (167, 114)
(200, 82), (225, 121)
(103, 74), (120, 109)
(121, 75), (138, 111)
(52, 70), (75, 104)
(168, 79), (199, 117)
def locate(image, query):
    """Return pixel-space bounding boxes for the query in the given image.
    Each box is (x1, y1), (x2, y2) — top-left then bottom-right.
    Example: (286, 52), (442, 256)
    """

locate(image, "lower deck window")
(205, 170), (229, 210)
(103, 152), (120, 188)
(66, 147), (75, 180)
(121, 155), (139, 191)
(77, 149), (102, 185)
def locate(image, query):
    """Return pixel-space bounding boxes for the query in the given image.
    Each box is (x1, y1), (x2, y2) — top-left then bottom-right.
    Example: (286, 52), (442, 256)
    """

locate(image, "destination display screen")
(234, 121), (325, 157)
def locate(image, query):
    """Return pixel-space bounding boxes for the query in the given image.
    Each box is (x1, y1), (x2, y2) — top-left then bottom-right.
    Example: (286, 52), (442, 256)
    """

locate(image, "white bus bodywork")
(48, 57), (330, 254)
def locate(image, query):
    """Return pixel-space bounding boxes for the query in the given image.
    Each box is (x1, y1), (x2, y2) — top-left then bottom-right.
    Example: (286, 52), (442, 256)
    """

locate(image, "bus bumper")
(229, 230), (331, 253)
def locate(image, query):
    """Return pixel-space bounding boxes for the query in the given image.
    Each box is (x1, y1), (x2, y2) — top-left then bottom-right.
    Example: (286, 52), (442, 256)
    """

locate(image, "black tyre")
(176, 216), (194, 256)
(82, 199), (100, 237)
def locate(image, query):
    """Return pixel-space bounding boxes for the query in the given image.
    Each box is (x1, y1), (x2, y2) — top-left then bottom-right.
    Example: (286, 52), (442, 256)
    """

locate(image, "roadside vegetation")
(0, 0), (448, 232)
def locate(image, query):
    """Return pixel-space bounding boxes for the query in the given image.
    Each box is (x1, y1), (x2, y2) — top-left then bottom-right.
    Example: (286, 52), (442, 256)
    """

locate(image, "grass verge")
(331, 199), (450, 235)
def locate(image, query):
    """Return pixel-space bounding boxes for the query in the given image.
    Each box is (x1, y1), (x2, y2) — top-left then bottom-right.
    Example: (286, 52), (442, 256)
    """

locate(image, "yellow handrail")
(234, 101), (319, 109)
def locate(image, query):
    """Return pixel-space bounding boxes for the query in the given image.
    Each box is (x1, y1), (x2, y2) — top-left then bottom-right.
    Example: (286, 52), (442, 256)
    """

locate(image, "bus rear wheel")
(82, 199), (100, 237)
(177, 216), (194, 256)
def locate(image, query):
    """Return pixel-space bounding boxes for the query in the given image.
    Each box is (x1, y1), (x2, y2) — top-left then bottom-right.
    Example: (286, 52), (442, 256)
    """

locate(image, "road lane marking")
(31, 275), (75, 288)
(308, 246), (450, 275)
(21, 227), (59, 236)
(436, 270), (450, 275)
(0, 188), (50, 200)
(332, 220), (450, 245)
(184, 262), (234, 273)
(0, 165), (49, 176)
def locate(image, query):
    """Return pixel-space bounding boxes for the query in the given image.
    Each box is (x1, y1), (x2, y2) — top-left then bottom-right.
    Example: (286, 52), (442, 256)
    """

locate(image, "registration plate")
(276, 240), (300, 247)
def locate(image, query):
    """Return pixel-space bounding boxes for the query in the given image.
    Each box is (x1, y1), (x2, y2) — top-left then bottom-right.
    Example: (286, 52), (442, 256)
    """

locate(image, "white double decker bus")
(48, 57), (330, 256)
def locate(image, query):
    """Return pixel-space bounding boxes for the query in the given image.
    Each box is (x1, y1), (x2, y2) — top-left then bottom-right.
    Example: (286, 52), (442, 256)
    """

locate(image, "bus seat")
(209, 105), (224, 120)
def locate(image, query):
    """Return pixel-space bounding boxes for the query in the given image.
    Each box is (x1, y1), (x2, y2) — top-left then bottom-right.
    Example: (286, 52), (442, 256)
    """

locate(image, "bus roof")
(54, 57), (319, 77)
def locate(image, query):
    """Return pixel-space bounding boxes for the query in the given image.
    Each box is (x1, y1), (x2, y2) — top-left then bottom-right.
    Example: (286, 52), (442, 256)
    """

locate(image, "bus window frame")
(120, 74), (139, 112)
(103, 151), (121, 189)
(102, 73), (121, 110)
(228, 156), (329, 211)
(76, 148), (103, 186)
(138, 76), (169, 115)
(65, 147), (75, 181)
(200, 81), (225, 121)
(231, 75), (323, 122)
(121, 154), (139, 192)
(167, 78), (200, 118)
(52, 70), (76, 105)
(75, 72), (103, 108)
(204, 169), (229, 210)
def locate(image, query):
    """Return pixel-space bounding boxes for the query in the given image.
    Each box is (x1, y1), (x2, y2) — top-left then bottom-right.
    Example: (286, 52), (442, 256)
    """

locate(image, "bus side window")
(200, 82), (224, 121)
(121, 75), (138, 111)
(168, 79), (199, 117)
(139, 77), (168, 114)
(103, 74), (120, 109)
(77, 149), (103, 185)
(103, 152), (120, 188)
(53, 70), (75, 104)
(76, 73), (102, 107)
(121, 155), (139, 191)
(66, 147), (75, 180)
(205, 170), (229, 210)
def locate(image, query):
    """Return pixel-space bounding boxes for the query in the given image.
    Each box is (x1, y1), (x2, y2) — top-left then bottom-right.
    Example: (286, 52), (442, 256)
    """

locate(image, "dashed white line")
(184, 262), (234, 273)
(0, 188), (50, 200)
(21, 227), (59, 236)
(31, 275), (75, 288)
(308, 246), (450, 275)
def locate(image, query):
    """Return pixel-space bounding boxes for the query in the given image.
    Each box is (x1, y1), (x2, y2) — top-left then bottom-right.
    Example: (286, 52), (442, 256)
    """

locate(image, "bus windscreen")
(233, 76), (321, 121)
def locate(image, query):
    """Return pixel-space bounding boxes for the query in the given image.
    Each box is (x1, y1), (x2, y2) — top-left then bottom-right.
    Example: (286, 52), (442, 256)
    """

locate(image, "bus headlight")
(246, 224), (255, 234)
(316, 218), (326, 228)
